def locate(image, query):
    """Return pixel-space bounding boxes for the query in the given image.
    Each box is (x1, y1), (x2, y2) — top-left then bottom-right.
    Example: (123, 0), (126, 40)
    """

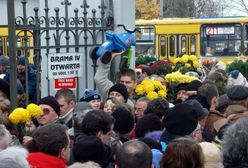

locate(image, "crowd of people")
(0, 51), (248, 168)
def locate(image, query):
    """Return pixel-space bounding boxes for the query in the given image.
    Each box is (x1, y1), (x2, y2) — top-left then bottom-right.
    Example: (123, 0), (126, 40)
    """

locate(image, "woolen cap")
(39, 96), (61, 116)
(163, 103), (198, 135)
(0, 56), (9, 66)
(184, 99), (208, 120)
(80, 89), (101, 102)
(112, 107), (134, 134)
(185, 80), (202, 91)
(175, 83), (188, 94)
(73, 133), (113, 168)
(227, 85), (248, 101)
(108, 83), (129, 103)
(17, 56), (27, 66)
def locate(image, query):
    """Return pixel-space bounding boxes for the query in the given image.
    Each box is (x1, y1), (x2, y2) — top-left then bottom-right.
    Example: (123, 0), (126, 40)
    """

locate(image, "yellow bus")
(135, 17), (248, 62)
(0, 26), (34, 63)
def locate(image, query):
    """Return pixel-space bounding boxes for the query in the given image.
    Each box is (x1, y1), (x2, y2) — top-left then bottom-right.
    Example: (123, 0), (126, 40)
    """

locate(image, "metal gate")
(8, 0), (114, 106)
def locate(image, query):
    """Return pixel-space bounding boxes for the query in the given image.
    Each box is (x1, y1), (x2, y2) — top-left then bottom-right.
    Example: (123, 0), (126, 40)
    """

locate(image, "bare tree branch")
(240, 0), (248, 13)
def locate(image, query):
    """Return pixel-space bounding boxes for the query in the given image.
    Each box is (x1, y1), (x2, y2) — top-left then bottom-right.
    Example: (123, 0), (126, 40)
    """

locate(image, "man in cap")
(108, 83), (129, 105)
(37, 96), (61, 126)
(94, 52), (137, 108)
(160, 103), (202, 151)
(4, 56), (37, 103)
(224, 85), (248, 123)
(23, 96), (61, 145)
(174, 83), (189, 104)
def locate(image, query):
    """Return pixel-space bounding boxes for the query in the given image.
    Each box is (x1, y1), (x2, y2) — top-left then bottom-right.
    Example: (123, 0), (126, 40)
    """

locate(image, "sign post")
(48, 52), (83, 79)
(48, 52), (82, 90)
(54, 77), (77, 90)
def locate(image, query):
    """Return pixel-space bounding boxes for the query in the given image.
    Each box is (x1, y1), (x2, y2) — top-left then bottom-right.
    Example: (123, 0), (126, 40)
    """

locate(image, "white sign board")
(48, 53), (82, 79)
(206, 26), (235, 35)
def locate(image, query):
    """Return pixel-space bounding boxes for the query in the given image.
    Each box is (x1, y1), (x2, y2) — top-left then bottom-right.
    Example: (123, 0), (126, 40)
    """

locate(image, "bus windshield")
(200, 24), (241, 57)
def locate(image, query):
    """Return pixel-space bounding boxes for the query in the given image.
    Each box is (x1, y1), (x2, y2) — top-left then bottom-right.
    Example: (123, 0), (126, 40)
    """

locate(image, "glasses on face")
(42, 108), (53, 115)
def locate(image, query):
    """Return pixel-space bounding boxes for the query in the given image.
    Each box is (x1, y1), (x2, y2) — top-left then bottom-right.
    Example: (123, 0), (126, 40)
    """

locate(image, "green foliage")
(227, 61), (248, 80)
(135, 55), (157, 66)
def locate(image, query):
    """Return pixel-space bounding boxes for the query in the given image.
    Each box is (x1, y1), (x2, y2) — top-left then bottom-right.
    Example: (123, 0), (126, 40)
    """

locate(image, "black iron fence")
(7, 0), (114, 106)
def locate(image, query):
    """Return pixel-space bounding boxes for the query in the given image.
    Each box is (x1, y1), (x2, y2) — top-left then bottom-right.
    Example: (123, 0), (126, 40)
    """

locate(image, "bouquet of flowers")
(135, 79), (167, 100)
(202, 59), (215, 71)
(173, 55), (200, 73)
(9, 104), (42, 136)
(165, 71), (200, 84)
(150, 59), (173, 76)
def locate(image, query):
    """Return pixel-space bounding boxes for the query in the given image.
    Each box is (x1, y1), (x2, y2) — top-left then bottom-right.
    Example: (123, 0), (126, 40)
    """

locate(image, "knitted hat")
(111, 107), (134, 134)
(108, 83), (128, 103)
(17, 56), (27, 66)
(135, 114), (162, 138)
(0, 56), (9, 66)
(39, 96), (60, 116)
(163, 103), (198, 135)
(184, 99), (208, 120)
(185, 80), (202, 91)
(73, 133), (113, 168)
(200, 142), (223, 168)
(80, 89), (101, 102)
(175, 83), (188, 94)
(227, 85), (248, 101)
(227, 70), (248, 87)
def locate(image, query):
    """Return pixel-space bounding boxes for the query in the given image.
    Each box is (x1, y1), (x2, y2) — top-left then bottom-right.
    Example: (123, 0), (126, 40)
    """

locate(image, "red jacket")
(27, 152), (67, 168)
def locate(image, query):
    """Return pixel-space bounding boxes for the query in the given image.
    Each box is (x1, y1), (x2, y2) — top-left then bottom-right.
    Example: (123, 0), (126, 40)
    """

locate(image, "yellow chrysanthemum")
(20, 110), (31, 123)
(9, 108), (31, 124)
(193, 61), (200, 68)
(135, 79), (167, 99)
(135, 84), (145, 95)
(188, 55), (197, 62)
(158, 90), (167, 97)
(173, 58), (181, 64)
(180, 55), (189, 63)
(152, 80), (163, 90)
(147, 91), (158, 100)
(142, 81), (155, 93)
(26, 103), (43, 118)
(165, 71), (200, 84)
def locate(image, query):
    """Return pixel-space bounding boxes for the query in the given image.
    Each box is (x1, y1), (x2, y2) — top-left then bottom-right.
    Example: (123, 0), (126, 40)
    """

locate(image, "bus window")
(181, 35), (186, 54)
(0, 38), (3, 55)
(169, 36), (175, 56)
(135, 25), (155, 55)
(160, 36), (166, 57)
(244, 23), (248, 55)
(201, 24), (241, 56)
(190, 36), (196, 55)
